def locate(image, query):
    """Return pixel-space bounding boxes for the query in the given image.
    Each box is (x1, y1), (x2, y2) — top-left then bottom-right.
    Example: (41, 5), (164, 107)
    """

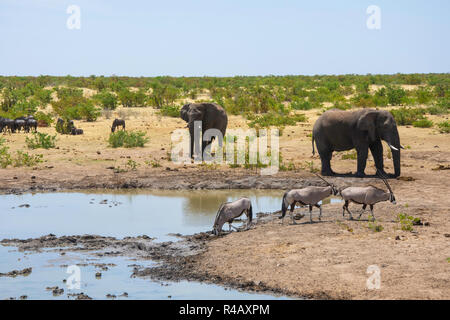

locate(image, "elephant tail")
(312, 133), (315, 155)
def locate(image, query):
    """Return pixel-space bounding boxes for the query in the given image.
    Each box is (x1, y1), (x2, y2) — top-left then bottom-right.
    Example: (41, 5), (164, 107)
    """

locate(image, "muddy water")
(1, 189), (299, 300)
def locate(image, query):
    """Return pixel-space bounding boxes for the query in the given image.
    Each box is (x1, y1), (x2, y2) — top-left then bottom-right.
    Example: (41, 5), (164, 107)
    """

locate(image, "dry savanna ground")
(0, 87), (449, 299)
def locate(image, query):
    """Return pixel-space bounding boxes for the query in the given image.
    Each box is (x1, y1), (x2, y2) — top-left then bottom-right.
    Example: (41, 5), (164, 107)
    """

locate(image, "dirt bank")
(2, 166), (449, 300)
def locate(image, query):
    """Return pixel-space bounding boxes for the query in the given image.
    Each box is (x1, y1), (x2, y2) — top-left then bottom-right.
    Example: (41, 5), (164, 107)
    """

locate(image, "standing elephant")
(180, 103), (228, 159)
(312, 109), (402, 177)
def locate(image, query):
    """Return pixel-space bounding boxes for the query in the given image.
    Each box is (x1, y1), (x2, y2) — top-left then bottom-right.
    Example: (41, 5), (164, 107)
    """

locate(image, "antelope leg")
(309, 205), (313, 223)
(346, 206), (354, 220)
(358, 204), (367, 220)
(290, 203), (297, 225)
(370, 205), (375, 221)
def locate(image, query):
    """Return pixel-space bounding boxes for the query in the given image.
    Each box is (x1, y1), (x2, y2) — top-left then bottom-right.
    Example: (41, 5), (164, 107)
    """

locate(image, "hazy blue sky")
(0, 0), (448, 76)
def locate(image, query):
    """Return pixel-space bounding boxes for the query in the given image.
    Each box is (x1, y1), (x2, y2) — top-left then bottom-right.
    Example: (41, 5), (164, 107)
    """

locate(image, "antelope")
(212, 198), (253, 235)
(280, 174), (339, 224)
(111, 119), (126, 133)
(340, 171), (396, 221)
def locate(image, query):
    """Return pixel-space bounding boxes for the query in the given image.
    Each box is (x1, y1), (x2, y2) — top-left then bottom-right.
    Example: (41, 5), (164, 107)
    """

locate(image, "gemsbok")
(280, 174), (339, 224)
(340, 171), (396, 221)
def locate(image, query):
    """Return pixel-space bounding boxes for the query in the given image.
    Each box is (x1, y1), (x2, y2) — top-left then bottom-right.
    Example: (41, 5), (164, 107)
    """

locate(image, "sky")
(0, 0), (449, 77)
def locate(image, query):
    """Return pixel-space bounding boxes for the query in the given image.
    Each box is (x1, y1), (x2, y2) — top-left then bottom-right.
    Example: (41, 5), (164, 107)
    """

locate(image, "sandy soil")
(1, 101), (449, 299)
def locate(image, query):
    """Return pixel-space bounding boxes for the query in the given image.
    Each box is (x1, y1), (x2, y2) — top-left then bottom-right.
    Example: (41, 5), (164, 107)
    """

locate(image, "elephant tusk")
(400, 145), (405, 149)
(388, 144), (399, 151)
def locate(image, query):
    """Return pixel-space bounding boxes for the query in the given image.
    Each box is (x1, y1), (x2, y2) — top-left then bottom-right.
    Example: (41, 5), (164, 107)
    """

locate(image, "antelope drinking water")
(212, 198), (253, 235)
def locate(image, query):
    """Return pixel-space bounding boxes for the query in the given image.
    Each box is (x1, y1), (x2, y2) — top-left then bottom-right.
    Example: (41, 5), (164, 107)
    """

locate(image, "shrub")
(78, 102), (101, 122)
(397, 213), (420, 232)
(93, 91), (118, 110)
(34, 111), (53, 126)
(158, 105), (181, 117)
(437, 121), (450, 133)
(390, 108), (425, 125)
(26, 132), (57, 149)
(291, 99), (315, 110)
(34, 88), (53, 105)
(13, 151), (43, 167)
(412, 118), (433, 128)
(108, 130), (149, 148)
(415, 87), (433, 104)
(247, 112), (307, 129)
(0, 138), (12, 168)
(386, 86), (407, 105)
(118, 88), (147, 108)
(341, 150), (357, 160)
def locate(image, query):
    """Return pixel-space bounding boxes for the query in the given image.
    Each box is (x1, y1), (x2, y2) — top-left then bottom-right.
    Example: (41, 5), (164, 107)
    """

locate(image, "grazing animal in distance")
(111, 119), (126, 133)
(71, 128), (83, 135)
(340, 171), (396, 221)
(14, 119), (26, 132)
(2, 118), (15, 133)
(280, 174), (339, 224)
(24, 116), (37, 133)
(212, 198), (253, 235)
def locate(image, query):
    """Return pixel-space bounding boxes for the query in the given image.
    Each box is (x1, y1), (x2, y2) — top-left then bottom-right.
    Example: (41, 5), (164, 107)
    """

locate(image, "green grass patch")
(247, 112), (307, 129)
(397, 213), (421, 232)
(341, 150), (357, 160)
(158, 104), (181, 117)
(108, 130), (149, 148)
(368, 217), (384, 232)
(437, 121), (450, 133)
(390, 108), (425, 125)
(412, 118), (433, 128)
(26, 132), (57, 149)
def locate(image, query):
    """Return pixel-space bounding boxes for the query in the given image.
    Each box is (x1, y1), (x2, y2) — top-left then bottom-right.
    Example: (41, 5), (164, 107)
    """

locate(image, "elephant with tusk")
(312, 109), (402, 178)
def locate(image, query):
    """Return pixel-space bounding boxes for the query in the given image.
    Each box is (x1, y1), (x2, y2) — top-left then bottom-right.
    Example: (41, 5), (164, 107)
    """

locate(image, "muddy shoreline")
(0, 212), (302, 299)
(0, 167), (402, 195)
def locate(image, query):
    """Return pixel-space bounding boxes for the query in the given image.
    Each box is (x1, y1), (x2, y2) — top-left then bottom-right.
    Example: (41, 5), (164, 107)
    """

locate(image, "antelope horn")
(314, 173), (333, 187)
(376, 170), (393, 194)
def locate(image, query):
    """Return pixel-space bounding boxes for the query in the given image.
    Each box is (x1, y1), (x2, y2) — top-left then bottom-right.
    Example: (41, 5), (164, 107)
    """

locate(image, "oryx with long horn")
(212, 198), (253, 235)
(280, 174), (339, 224)
(340, 170), (396, 221)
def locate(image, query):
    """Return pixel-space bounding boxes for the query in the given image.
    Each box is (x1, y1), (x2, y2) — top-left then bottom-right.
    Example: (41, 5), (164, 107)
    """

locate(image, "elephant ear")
(357, 111), (378, 142)
(180, 104), (191, 122)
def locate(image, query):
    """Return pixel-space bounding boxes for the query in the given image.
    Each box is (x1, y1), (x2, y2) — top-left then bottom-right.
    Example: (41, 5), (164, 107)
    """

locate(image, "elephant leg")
(189, 123), (202, 161)
(318, 149), (334, 176)
(369, 140), (386, 175)
(355, 146), (369, 177)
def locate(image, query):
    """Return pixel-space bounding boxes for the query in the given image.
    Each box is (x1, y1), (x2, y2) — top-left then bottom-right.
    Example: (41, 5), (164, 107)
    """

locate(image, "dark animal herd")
(0, 116), (37, 133)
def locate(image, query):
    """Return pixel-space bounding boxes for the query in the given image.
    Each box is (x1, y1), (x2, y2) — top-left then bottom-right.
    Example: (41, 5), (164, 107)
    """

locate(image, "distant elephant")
(180, 103), (228, 159)
(312, 109), (402, 178)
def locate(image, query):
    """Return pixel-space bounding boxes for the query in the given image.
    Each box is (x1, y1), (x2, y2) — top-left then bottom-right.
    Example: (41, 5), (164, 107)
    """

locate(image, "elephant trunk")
(389, 132), (401, 177)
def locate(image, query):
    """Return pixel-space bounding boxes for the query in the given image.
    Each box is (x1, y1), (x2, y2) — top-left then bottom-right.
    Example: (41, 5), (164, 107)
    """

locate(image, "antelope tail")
(280, 192), (288, 219)
(247, 204), (253, 224)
